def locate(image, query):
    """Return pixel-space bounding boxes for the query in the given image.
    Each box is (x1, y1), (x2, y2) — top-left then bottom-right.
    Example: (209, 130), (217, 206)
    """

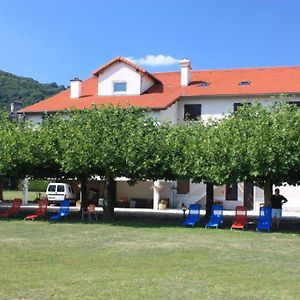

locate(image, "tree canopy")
(1, 102), (300, 216)
(39, 106), (173, 219)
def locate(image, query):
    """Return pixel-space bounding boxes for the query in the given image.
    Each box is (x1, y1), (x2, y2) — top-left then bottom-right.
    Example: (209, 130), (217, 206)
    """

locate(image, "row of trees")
(1, 102), (300, 219)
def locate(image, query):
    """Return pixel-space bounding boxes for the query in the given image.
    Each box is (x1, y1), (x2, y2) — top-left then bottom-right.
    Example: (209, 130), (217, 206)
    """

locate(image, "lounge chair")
(50, 199), (70, 221)
(182, 204), (201, 226)
(205, 204), (223, 229)
(231, 206), (248, 230)
(24, 198), (48, 221)
(256, 206), (272, 232)
(0, 198), (22, 218)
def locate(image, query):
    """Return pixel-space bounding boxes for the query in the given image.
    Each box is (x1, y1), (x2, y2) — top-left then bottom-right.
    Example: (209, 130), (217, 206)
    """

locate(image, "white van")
(46, 183), (76, 205)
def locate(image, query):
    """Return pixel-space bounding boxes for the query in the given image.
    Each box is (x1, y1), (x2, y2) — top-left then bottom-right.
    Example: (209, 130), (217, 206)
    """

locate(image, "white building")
(19, 56), (300, 211)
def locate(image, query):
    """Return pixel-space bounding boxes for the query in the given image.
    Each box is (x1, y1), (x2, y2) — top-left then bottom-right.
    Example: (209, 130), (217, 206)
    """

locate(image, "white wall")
(141, 74), (156, 94)
(177, 95), (300, 123)
(271, 185), (300, 212)
(213, 183), (244, 210)
(25, 113), (44, 124)
(175, 181), (207, 209)
(116, 180), (173, 206)
(160, 102), (178, 124)
(98, 62), (155, 96)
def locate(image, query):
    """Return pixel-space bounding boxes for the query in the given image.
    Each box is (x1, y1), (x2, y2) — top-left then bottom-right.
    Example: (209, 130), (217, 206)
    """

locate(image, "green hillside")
(0, 70), (65, 110)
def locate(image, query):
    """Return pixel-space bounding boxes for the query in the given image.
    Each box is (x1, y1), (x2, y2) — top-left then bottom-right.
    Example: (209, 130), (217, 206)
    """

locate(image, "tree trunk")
(80, 177), (88, 214)
(263, 179), (273, 205)
(103, 172), (116, 221)
(0, 178), (3, 201)
(205, 182), (214, 218)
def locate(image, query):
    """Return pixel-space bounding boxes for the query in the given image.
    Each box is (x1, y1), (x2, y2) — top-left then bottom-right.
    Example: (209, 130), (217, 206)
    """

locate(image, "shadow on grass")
(1, 210), (300, 234)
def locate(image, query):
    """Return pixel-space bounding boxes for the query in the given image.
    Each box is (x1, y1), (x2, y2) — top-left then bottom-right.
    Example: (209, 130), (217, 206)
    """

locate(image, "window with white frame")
(113, 82), (127, 94)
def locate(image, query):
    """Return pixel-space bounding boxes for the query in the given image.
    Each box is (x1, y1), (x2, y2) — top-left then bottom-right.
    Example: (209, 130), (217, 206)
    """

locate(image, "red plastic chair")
(24, 198), (48, 221)
(0, 198), (22, 218)
(231, 206), (248, 230)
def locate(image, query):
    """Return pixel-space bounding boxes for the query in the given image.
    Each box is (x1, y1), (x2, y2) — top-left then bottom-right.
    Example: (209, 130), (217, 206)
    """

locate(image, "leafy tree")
(50, 106), (172, 220)
(207, 102), (300, 203)
(0, 112), (34, 199)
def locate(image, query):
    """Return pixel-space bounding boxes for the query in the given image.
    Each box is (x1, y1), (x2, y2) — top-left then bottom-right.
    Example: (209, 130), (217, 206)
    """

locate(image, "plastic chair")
(205, 204), (223, 229)
(82, 204), (98, 221)
(231, 206), (248, 230)
(0, 198), (22, 218)
(182, 204), (201, 226)
(50, 199), (70, 221)
(256, 206), (272, 232)
(24, 198), (48, 221)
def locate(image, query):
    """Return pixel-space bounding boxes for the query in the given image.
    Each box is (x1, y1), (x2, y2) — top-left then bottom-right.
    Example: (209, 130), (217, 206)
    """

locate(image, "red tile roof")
(92, 56), (161, 83)
(20, 63), (300, 113)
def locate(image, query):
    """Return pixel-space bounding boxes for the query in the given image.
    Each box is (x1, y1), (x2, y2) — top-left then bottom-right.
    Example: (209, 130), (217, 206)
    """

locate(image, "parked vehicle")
(46, 183), (76, 205)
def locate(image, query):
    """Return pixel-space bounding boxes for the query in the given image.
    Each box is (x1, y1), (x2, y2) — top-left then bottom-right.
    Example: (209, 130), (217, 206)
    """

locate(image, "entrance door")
(244, 182), (254, 210)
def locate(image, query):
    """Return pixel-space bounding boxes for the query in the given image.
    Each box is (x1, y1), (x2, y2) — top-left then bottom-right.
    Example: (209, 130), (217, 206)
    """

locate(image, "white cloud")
(126, 54), (181, 67)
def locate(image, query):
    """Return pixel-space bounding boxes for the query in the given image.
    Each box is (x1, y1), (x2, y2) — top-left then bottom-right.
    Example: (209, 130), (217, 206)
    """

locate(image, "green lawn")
(0, 219), (299, 299)
(3, 190), (46, 202)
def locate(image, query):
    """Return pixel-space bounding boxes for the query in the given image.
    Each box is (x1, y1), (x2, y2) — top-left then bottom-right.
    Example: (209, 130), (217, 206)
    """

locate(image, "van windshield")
(48, 185), (56, 192)
(57, 185), (65, 193)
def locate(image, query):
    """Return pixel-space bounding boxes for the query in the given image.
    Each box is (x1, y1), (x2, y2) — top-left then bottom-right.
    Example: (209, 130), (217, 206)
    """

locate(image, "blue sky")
(0, 0), (300, 86)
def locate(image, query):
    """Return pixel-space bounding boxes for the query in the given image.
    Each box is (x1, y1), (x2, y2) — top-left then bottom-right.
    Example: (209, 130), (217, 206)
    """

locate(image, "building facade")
(19, 57), (300, 211)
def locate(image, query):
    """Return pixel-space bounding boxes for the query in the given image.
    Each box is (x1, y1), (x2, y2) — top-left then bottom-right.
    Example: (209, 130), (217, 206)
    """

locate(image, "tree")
(52, 106), (172, 220)
(209, 102), (300, 203)
(165, 120), (216, 215)
(0, 112), (37, 199)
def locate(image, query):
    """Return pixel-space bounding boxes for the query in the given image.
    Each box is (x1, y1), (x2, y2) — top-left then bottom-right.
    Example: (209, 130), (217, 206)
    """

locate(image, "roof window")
(239, 81), (251, 86)
(198, 81), (210, 87)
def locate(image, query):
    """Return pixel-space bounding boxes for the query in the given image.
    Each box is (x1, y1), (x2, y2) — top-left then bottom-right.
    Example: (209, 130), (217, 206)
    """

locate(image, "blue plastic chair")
(50, 199), (70, 221)
(182, 204), (201, 226)
(256, 206), (272, 231)
(205, 204), (223, 229)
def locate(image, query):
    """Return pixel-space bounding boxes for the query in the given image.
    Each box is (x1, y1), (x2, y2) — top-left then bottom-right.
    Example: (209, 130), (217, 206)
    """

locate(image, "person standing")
(269, 188), (288, 229)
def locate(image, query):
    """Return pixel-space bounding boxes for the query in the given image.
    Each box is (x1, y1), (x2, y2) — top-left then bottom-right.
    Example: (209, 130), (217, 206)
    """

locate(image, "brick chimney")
(70, 77), (82, 98)
(179, 59), (192, 86)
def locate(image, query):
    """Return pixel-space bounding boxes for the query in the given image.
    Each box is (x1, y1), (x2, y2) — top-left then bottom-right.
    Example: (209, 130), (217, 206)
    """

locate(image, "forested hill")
(0, 70), (65, 110)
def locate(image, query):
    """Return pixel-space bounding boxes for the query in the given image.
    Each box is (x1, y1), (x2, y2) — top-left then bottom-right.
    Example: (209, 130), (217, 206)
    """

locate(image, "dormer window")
(113, 82), (127, 94)
(199, 81), (210, 87)
(239, 81), (251, 86)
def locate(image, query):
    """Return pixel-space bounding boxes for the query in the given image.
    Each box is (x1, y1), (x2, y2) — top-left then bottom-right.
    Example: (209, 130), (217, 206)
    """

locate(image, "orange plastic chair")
(231, 206), (248, 230)
(82, 204), (98, 221)
(24, 198), (48, 221)
(0, 198), (22, 218)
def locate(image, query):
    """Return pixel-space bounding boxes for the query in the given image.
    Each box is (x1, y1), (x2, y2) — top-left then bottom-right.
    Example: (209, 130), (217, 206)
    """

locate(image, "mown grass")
(3, 190), (46, 201)
(0, 219), (299, 300)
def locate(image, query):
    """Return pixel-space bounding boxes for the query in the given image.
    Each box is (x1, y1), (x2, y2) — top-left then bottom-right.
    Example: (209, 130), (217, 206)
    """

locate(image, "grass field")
(3, 190), (46, 202)
(0, 218), (299, 300)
